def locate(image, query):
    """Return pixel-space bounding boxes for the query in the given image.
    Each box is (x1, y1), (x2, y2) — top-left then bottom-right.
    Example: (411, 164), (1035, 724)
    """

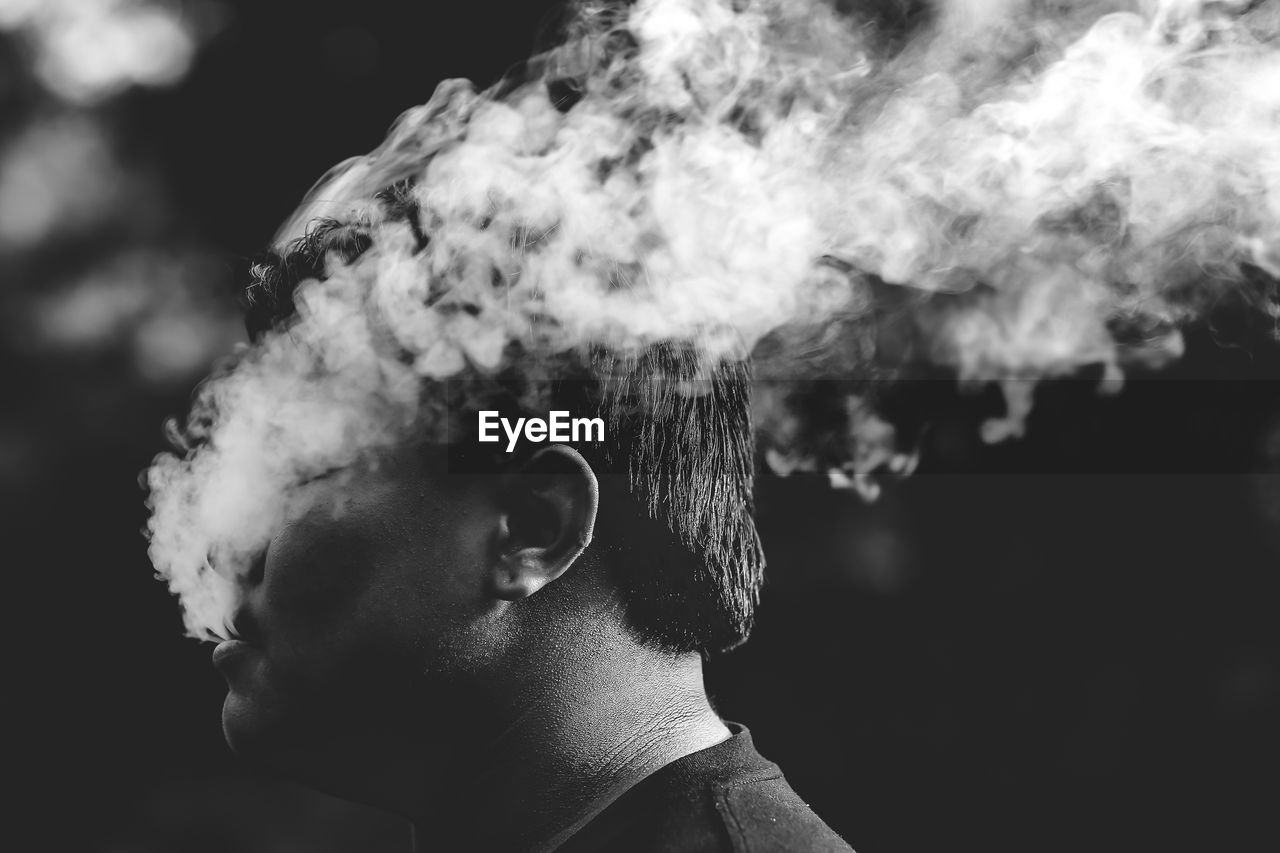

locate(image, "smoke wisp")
(148, 0), (1280, 638)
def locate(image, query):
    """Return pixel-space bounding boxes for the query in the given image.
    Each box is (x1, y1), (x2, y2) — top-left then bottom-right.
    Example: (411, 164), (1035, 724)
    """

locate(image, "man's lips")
(212, 639), (257, 671)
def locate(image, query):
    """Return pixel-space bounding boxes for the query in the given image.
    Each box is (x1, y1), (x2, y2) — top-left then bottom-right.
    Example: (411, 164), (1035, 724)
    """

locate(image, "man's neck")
(411, 644), (730, 853)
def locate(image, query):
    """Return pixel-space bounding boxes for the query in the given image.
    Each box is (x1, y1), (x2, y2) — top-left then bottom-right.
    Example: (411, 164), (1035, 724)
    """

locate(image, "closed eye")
(297, 466), (346, 487)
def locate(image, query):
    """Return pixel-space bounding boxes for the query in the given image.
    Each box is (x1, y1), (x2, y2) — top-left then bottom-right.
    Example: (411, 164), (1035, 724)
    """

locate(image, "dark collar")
(548, 721), (781, 852)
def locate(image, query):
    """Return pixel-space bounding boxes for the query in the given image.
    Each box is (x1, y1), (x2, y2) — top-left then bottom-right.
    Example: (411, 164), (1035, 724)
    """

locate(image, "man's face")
(214, 444), (495, 785)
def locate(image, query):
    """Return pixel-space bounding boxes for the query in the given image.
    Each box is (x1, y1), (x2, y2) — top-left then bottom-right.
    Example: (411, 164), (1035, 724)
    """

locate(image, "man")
(206, 215), (856, 852)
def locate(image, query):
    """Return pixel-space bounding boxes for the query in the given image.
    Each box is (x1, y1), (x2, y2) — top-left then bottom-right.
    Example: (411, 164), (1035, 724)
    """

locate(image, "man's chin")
(221, 688), (292, 761)
(219, 688), (425, 810)
(215, 648), (306, 759)
(221, 689), (341, 788)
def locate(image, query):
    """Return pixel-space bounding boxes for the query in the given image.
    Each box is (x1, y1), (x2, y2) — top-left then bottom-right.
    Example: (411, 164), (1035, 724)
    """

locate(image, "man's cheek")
(264, 534), (379, 630)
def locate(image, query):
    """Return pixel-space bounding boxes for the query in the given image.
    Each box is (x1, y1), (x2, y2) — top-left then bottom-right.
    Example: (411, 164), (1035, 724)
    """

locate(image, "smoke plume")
(148, 0), (1280, 639)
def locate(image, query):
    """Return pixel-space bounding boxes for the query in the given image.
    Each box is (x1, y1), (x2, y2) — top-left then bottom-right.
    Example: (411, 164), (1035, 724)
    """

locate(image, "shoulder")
(710, 767), (855, 853)
(556, 723), (855, 853)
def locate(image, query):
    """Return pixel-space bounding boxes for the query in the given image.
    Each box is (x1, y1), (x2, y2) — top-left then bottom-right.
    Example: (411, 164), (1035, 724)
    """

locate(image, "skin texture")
(214, 442), (730, 852)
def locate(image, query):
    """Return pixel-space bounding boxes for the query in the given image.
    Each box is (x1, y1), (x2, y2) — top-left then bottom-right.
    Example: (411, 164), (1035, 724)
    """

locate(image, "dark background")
(4, 2), (1279, 851)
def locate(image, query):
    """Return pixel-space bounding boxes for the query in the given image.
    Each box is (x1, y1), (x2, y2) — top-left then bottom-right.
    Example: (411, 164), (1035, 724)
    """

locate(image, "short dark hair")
(244, 183), (766, 655)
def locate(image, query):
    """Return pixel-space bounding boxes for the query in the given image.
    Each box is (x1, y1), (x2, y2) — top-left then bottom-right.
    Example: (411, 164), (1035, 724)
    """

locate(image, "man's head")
(213, 205), (765, 803)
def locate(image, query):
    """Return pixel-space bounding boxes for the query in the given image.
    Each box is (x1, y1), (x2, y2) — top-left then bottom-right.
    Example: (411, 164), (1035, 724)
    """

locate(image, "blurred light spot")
(0, 116), (120, 248)
(0, 0), (225, 104)
(31, 249), (242, 383)
(134, 299), (239, 383)
(34, 264), (151, 347)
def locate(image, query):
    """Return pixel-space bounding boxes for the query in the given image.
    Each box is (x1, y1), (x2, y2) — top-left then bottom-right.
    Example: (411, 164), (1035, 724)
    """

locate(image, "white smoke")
(148, 0), (1280, 639)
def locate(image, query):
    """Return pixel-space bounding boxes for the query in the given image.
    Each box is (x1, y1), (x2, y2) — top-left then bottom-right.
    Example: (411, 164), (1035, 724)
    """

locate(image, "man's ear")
(489, 445), (600, 601)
